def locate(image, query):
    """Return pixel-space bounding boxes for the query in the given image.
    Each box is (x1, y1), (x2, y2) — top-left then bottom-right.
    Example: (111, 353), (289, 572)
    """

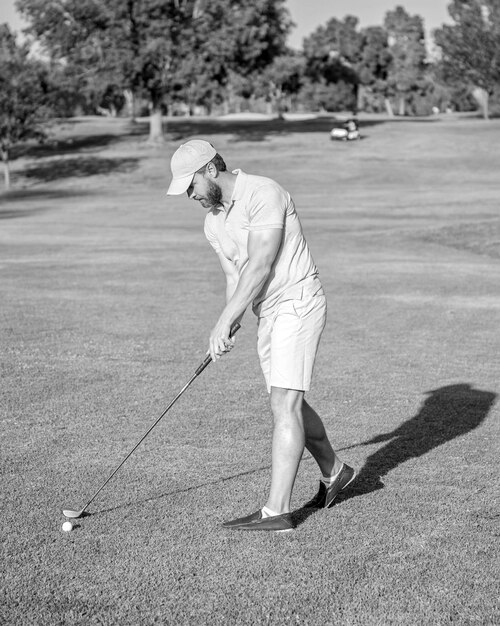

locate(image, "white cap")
(166, 139), (217, 195)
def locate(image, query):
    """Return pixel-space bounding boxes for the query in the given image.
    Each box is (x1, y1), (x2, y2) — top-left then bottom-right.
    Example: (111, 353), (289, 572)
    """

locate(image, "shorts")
(257, 285), (327, 393)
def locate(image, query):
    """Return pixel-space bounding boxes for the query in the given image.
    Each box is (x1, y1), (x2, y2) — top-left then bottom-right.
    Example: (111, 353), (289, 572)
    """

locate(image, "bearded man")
(166, 139), (355, 532)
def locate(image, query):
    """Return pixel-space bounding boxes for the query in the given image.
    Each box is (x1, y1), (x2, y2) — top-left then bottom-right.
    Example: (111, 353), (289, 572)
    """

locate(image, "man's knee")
(270, 387), (304, 421)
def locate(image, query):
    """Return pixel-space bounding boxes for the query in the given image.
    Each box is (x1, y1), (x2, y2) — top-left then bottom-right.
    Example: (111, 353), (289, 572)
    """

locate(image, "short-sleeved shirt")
(204, 169), (320, 317)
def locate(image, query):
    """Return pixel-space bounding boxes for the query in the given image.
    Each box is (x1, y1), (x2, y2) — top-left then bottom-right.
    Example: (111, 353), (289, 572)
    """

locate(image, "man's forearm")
(220, 261), (271, 324)
(209, 227), (282, 361)
(226, 277), (238, 304)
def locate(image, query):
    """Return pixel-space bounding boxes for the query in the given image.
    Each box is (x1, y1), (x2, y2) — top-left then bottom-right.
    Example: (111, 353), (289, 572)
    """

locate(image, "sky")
(1, 0), (452, 47)
(285, 0), (452, 49)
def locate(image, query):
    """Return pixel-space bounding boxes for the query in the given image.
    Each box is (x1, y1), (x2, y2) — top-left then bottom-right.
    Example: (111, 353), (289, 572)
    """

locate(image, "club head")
(63, 509), (86, 519)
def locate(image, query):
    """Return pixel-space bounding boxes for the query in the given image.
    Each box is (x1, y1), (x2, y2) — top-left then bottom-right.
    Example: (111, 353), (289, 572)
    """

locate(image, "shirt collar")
(230, 169), (247, 204)
(214, 169), (246, 214)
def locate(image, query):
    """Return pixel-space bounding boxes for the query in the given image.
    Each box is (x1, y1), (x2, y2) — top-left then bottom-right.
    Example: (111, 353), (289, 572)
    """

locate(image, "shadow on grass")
(0, 207), (48, 219)
(21, 156), (140, 182)
(82, 384), (495, 525)
(163, 115), (411, 143)
(21, 133), (127, 158)
(11, 114), (441, 162)
(0, 189), (97, 218)
(14, 121), (146, 159)
(338, 383), (497, 503)
(90, 455), (321, 528)
(90, 462), (275, 518)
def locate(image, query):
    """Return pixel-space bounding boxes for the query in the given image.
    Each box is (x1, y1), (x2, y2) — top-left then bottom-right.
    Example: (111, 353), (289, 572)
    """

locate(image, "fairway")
(1, 114), (499, 624)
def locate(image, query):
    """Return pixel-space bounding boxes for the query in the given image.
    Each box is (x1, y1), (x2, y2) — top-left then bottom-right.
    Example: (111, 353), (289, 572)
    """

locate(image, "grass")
(1, 113), (499, 625)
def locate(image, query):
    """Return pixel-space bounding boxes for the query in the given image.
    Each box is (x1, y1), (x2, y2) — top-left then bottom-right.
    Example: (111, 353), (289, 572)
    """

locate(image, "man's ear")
(206, 161), (218, 179)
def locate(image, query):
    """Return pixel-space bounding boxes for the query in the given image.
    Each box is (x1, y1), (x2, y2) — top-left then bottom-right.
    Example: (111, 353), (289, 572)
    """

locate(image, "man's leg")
(265, 392), (350, 514)
(265, 386), (305, 514)
(221, 385), (300, 531)
(302, 399), (343, 477)
(302, 400), (356, 508)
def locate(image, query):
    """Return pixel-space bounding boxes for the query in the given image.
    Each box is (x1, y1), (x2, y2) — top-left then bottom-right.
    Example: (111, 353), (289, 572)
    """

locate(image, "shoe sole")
(326, 470), (357, 508)
(223, 514), (295, 532)
(238, 521), (295, 532)
(233, 526), (294, 533)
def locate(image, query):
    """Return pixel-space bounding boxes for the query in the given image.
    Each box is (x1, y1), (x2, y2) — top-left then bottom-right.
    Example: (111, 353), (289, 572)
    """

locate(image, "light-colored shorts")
(257, 285), (327, 393)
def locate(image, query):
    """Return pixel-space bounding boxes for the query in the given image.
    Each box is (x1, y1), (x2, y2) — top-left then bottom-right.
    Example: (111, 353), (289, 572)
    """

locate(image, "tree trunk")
(384, 98), (394, 117)
(357, 85), (365, 113)
(472, 87), (489, 120)
(2, 147), (10, 190)
(275, 87), (285, 119)
(483, 94), (489, 121)
(398, 95), (405, 116)
(148, 107), (164, 143)
(124, 89), (135, 120)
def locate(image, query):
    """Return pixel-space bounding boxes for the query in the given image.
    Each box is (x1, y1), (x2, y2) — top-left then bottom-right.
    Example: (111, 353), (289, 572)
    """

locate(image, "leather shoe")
(222, 509), (294, 532)
(304, 463), (356, 508)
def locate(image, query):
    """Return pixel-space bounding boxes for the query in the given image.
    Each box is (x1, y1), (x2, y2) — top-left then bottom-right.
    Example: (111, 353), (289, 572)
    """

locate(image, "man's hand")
(209, 319), (235, 362)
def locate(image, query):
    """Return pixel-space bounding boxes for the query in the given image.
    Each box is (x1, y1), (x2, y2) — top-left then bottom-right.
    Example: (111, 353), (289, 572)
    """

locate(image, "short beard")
(200, 179), (222, 209)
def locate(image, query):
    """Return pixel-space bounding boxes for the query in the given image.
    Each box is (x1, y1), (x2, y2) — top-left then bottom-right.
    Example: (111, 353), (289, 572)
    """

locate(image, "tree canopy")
(16, 0), (293, 138)
(434, 0), (500, 118)
(384, 6), (427, 116)
(0, 23), (51, 188)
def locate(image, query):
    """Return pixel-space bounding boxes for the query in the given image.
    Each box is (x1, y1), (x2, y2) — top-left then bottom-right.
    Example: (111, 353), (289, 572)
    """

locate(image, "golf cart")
(330, 118), (361, 141)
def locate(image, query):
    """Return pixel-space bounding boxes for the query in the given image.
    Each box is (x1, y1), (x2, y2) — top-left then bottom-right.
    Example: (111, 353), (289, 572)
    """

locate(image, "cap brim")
(166, 173), (194, 196)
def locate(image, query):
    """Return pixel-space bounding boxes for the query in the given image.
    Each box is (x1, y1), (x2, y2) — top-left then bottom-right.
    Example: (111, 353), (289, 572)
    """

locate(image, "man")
(167, 139), (355, 532)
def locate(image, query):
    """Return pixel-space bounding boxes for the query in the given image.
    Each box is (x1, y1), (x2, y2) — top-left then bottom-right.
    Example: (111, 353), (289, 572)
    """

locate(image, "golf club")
(63, 322), (241, 519)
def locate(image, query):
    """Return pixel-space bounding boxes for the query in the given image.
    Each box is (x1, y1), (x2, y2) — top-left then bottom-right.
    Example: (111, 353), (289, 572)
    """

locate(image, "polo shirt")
(204, 169), (319, 317)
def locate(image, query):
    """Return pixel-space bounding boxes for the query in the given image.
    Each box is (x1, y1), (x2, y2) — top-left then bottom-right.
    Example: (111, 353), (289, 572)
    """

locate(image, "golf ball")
(62, 521), (73, 532)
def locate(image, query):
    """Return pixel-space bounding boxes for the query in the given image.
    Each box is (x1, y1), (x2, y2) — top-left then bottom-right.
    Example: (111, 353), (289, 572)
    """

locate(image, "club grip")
(194, 322), (241, 376)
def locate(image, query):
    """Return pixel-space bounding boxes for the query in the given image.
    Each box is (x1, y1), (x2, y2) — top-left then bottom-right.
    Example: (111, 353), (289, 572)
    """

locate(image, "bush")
(297, 79), (357, 112)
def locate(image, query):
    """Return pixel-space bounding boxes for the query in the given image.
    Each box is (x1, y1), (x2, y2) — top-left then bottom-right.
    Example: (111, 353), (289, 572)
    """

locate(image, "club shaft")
(79, 373), (198, 514)
(77, 322), (241, 514)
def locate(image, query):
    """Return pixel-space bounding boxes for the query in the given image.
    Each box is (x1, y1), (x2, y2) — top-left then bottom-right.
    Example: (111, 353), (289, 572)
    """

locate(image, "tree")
(253, 52), (305, 116)
(0, 24), (51, 189)
(434, 0), (500, 119)
(178, 0), (293, 115)
(298, 78), (357, 113)
(16, 0), (293, 139)
(384, 6), (427, 116)
(303, 15), (363, 67)
(16, 0), (188, 141)
(302, 16), (363, 112)
(356, 26), (393, 113)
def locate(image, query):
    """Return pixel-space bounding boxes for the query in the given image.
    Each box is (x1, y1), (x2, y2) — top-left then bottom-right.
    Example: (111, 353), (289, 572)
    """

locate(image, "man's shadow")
(295, 384), (496, 523)
(340, 383), (496, 500)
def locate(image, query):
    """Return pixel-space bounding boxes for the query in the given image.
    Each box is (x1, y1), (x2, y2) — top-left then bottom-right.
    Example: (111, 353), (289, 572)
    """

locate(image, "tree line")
(1, 0), (500, 187)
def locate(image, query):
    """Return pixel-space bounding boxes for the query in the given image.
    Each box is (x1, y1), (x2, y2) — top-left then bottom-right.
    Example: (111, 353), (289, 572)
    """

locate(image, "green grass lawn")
(1, 113), (499, 625)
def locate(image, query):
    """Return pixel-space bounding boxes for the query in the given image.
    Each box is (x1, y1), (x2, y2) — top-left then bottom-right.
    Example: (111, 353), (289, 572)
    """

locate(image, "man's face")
(187, 172), (222, 209)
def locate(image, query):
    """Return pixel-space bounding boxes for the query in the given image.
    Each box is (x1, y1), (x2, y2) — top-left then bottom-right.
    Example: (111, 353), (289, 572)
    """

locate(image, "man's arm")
(216, 251), (239, 304)
(209, 227), (282, 361)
